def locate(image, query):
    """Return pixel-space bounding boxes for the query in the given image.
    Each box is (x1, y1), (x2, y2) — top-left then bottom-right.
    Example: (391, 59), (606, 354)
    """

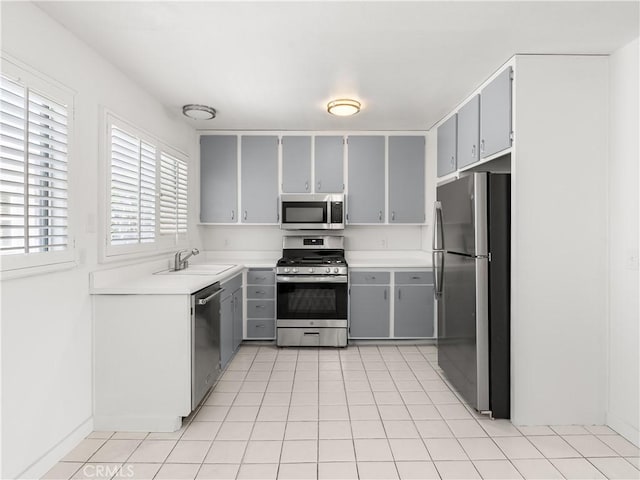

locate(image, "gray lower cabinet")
(245, 268), (275, 339)
(315, 136), (344, 193)
(349, 285), (390, 338)
(241, 136), (279, 223)
(232, 289), (243, 351)
(347, 136), (385, 223)
(282, 136), (312, 193)
(394, 285), (434, 338)
(457, 95), (481, 169)
(200, 135), (238, 223)
(437, 114), (457, 177)
(221, 273), (243, 369)
(388, 136), (425, 223)
(481, 67), (513, 158)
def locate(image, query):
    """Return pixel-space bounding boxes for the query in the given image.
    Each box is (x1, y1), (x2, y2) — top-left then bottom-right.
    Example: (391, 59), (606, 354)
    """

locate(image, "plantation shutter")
(159, 152), (188, 235)
(109, 126), (156, 245)
(1, 75), (69, 256)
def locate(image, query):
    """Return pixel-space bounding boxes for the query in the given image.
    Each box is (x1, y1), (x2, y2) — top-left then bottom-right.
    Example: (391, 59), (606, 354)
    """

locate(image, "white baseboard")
(93, 414), (181, 432)
(607, 411), (640, 447)
(16, 417), (93, 480)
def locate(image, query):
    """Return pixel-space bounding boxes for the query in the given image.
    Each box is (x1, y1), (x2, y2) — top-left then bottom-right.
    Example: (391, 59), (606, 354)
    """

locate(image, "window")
(105, 114), (188, 258)
(1, 62), (74, 273)
(159, 151), (188, 236)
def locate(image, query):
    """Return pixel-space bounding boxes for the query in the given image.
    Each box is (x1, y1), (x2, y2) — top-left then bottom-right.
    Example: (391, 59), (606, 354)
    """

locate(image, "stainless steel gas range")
(276, 235), (348, 347)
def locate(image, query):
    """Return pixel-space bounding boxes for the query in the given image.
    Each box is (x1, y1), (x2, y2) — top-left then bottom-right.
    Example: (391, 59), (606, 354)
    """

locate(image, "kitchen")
(0, 2), (638, 480)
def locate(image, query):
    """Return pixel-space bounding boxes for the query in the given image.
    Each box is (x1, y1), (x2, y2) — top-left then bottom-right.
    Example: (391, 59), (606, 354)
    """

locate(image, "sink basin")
(155, 264), (236, 276)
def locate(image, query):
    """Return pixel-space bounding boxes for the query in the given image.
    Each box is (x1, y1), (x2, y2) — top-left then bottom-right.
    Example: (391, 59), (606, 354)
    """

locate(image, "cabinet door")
(241, 136), (278, 223)
(200, 135), (238, 223)
(282, 136), (311, 193)
(232, 289), (243, 351)
(437, 115), (457, 177)
(349, 285), (390, 338)
(347, 136), (385, 223)
(315, 136), (344, 193)
(388, 136), (425, 223)
(394, 285), (434, 338)
(457, 95), (481, 169)
(481, 67), (513, 158)
(220, 295), (234, 369)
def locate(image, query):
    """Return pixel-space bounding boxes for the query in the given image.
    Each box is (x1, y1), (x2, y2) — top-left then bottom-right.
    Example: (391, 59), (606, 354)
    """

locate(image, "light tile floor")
(44, 345), (640, 479)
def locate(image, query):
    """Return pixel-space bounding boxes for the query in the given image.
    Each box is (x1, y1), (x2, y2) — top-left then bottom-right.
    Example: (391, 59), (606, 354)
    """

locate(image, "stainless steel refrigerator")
(433, 172), (510, 418)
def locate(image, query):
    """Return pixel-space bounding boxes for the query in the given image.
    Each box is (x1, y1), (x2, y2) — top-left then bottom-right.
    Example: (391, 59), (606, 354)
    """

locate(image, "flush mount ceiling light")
(327, 99), (361, 117)
(182, 104), (217, 120)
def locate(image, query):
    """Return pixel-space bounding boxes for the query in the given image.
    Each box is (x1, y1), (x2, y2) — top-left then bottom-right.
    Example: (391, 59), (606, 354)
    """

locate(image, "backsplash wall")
(199, 225), (428, 251)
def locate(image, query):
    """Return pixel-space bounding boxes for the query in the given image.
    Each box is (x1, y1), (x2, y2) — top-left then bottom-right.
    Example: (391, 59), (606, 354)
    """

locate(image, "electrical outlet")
(381, 238), (387, 249)
(626, 250), (639, 271)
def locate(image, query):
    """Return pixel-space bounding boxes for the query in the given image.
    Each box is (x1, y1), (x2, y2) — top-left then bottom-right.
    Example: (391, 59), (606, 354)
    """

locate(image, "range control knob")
(284, 267), (290, 273)
(334, 268), (339, 273)
(292, 268), (298, 273)
(326, 267), (331, 273)
(308, 267), (314, 273)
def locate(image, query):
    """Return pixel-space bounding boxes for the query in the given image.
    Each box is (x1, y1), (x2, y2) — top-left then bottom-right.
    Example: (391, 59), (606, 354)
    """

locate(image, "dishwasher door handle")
(197, 289), (223, 305)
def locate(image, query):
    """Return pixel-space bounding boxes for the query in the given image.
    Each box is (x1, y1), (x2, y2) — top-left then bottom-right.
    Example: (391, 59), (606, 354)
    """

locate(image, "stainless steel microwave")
(280, 194), (345, 230)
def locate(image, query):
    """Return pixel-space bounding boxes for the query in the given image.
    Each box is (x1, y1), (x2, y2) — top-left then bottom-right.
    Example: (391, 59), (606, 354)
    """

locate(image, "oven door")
(277, 276), (348, 321)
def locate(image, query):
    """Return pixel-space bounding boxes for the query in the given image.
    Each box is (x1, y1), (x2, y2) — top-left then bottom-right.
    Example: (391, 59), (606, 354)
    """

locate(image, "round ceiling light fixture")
(327, 99), (361, 117)
(182, 104), (217, 120)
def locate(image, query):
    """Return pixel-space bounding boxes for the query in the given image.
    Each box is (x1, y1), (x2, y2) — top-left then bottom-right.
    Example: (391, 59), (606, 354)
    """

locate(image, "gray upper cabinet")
(457, 95), (481, 169)
(314, 136), (344, 193)
(388, 136), (425, 223)
(437, 114), (457, 177)
(200, 136), (238, 223)
(347, 136), (385, 223)
(241, 136), (279, 223)
(394, 284), (434, 338)
(349, 285), (390, 338)
(282, 136), (311, 193)
(480, 67), (513, 158)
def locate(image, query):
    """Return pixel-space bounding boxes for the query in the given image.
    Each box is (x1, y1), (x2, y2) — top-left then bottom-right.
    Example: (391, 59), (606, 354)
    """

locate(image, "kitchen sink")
(155, 264), (236, 276)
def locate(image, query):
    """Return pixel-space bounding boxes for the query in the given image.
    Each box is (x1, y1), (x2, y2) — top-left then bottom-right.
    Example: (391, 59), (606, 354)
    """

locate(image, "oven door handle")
(276, 275), (348, 283)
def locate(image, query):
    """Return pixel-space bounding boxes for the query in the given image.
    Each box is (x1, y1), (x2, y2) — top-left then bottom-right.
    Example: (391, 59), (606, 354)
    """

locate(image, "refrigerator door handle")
(432, 251), (444, 299)
(432, 201), (445, 251)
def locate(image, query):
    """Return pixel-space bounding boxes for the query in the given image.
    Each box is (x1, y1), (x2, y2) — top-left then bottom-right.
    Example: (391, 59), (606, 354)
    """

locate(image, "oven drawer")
(247, 319), (275, 339)
(395, 271), (433, 285)
(247, 300), (275, 319)
(247, 269), (275, 285)
(247, 286), (275, 299)
(350, 271), (390, 285)
(277, 327), (347, 347)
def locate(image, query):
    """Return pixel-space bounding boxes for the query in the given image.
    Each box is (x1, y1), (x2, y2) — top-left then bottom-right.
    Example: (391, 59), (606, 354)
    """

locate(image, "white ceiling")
(36, 1), (639, 131)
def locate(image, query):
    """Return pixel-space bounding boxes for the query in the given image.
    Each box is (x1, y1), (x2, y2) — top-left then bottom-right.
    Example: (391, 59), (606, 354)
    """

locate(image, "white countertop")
(346, 251), (433, 268)
(90, 264), (246, 295)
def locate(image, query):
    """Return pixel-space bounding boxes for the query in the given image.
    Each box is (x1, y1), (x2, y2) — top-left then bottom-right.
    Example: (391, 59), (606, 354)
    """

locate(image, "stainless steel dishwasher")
(191, 283), (222, 410)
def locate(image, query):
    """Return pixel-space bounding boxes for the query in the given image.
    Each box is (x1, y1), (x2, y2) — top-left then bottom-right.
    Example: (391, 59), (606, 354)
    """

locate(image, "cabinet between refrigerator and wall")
(349, 269), (434, 340)
(437, 66), (513, 177)
(199, 133), (426, 226)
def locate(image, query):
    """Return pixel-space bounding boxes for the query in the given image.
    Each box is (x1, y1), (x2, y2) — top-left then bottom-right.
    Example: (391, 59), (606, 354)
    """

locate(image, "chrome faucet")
(174, 248), (200, 271)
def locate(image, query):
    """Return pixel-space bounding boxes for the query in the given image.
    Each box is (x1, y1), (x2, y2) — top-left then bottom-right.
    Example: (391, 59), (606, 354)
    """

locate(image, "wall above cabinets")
(198, 132), (428, 227)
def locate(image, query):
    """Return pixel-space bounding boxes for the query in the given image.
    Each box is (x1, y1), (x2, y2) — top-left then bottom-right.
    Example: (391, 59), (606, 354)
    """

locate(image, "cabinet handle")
(368, 276), (376, 280)
(471, 145), (476, 157)
(411, 276), (421, 280)
(398, 289), (402, 300)
(243, 210), (248, 221)
(317, 181), (321, 191)
(305, 181), (309, 191)
(383, 289), (387, 300)
(255, 305), (265, 309)
(480, 139), (485, 153)
(391, 211), (395, 221)
(255, 290), (265, 295)
(378, 210), (383, 221)
(451, 155), (455, 167)
(255, 276), (266, 281)
(231, 210), (235, 221)
(256, 324), (265, 328)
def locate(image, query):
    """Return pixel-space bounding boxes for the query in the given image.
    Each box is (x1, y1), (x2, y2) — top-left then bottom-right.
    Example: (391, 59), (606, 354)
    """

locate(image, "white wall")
(607, 37), (639, 446)
(0, 3), (197, 478)
(511, 55), (608, 426)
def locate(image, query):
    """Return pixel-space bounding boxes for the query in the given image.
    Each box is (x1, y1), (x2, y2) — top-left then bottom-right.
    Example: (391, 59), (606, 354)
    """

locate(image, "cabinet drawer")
(246, 320), (275, 339)
(221, 274), (243, 295)
(247, 300), (275, 319)
(395, 271), (433, 285)
(246, 286), (275, 300)
(247, 269), (275, 285)
(350, 271), (390, 285)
